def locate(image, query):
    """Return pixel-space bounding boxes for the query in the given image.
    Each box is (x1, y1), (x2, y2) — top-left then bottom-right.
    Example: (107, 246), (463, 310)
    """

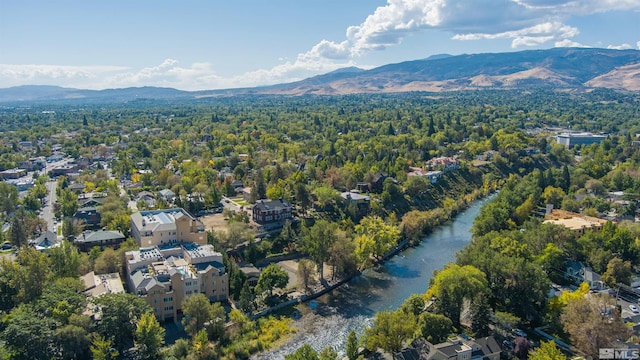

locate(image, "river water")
(252, 194), (496, 359)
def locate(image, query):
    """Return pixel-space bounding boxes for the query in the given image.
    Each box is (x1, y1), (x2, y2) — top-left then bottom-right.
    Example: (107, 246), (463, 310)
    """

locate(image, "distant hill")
(1, 47), (639, 102)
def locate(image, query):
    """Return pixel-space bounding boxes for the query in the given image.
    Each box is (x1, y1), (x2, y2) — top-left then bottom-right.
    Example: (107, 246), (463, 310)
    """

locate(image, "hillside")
(1, 47), (639, 102)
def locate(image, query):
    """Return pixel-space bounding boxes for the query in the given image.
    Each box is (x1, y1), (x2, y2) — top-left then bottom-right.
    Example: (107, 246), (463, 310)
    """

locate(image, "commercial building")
(556, 132), (606, 148)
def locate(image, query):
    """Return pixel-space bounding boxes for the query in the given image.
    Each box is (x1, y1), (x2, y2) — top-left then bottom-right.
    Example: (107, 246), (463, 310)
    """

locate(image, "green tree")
(239, 282), (255, 313)
(135, 312), (166, 360)
(0, 303), (56, 360)
(285, 344), (319, 360)
(529, 340), (566, 360)
(427, 263), (488, 328)
(365, 309), (416, 353)
(182, 293), (215, 338)
(8, 206), (31, 248)
(256, 263), (289, 297)
(601, 257), (632, 288)
(300, 220), (338, 283)
(319, 346), (339, 360)
(297, 258), (316, 294)
(415, 312), (452, 344)
(0, 182), (19, 216)
(346, 330), (359, 360)
(355, 215), (400, 260)
(55, 323), (91, 360)
(49, 240), (82, 278)
(90, 333), (119, 360)
(93, 292), (152, 350)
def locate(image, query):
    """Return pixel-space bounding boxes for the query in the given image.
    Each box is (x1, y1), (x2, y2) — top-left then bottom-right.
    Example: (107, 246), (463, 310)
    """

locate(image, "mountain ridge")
(1, 47), (639, 102)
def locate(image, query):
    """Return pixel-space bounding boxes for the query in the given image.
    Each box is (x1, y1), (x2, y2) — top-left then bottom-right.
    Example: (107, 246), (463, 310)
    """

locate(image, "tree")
(300, 220), (338, 283)
(319, 346), (338, 360)
(239, 282), (255, 313)
(0, 303), (56, 360)
(135, 312), (166, 360)
(182, 293), (215, 338)
(297, 258), (316, 293)
(8, 206), (30, 248)
(90, 334), (119, 360)
(365, 309), (416, 353)
(427, 263), (489, 328)
(415, 312), (452, 344)
(55, 323), (91, 360)
(529, 341), (566, 360)
(94, 247), (120, 274)
(561, 294), (630, 360)
(15, 246), (50, 303)
(355, 215), (400, 260)
(256, 263), (289, 297)
(400, 293), (426, 316)
(0, 182), (19, 216)
(285, 344), (319, 360)
(470, 294), (491, 337)
(49, 240), (82, 278)
(346, 330), (359, 360)
(602, 257), (632, 288)
(93, 293), (152, 350)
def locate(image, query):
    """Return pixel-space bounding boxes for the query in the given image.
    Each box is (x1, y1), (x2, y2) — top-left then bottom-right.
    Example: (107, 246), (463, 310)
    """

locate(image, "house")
(408, 168), (443, 184)
(341, 190), (371, 216)
(159, 189), (176, 203)
(0, 169), (27, 180)
(565, 261), (604, 289)
(72, 207), (102, 230)
(238, 262), (261, 287)
(395, 335), (501, 360)
(130, 208), (206, 247)
(369, 172), (388, 193)
(241, 187), (252, 202)
(68, 182), (86, 194)
(78, 197), (105, 208)
(231, 180), (244, 190)
(125, 242), (228, 322)
(137, 191), (157, 208)
(426, 156), (459, 173)
(252, 199), (293, 224)
(33, 230), (59, 251)
(75, 230), (126, 252)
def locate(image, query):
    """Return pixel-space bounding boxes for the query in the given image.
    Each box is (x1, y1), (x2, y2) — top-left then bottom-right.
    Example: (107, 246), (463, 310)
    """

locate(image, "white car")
(629, 305), (639, 314)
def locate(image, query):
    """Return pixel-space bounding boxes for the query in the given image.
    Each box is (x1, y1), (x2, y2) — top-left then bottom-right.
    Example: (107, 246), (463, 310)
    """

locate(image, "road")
(42, 180), (58, 236)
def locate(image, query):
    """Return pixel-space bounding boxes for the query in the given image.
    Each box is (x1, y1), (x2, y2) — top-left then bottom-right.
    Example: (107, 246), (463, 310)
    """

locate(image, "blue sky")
(1, 0), (639, 90)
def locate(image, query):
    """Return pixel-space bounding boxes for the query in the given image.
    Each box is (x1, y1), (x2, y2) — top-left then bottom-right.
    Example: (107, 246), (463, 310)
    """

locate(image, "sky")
(1, 0), (639, 91)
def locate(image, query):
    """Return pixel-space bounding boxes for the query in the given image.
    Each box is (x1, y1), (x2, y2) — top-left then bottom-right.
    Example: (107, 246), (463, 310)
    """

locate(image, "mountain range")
(1, 47), (639, 103)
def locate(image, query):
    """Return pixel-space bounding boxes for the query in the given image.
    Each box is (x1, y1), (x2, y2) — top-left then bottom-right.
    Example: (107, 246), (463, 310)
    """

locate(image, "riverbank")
(251, 193), (498, 359)
(247, 189), (495, 320)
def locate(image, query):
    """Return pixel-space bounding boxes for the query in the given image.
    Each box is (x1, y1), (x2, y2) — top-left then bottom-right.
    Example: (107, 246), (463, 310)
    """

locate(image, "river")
(252, 194), (496, 359)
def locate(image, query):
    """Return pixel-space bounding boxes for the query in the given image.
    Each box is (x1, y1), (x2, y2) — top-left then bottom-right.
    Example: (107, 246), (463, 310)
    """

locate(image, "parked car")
(629, 305), (639, 314)
(512, 329), (527, 337)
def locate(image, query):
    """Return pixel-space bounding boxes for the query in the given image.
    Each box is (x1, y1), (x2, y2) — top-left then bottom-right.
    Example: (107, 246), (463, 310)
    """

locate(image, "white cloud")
(554, 39), (589, 47)
(297, 0), (640, 64)
(607, 43), (634, 50)
(637, 41), (640, 49)
(0, 64), (128, 87)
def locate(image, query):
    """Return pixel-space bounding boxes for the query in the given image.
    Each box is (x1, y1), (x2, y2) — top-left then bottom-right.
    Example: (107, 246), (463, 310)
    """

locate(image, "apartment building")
(130, 208), (206, 247)
(125, 242), (228, 322)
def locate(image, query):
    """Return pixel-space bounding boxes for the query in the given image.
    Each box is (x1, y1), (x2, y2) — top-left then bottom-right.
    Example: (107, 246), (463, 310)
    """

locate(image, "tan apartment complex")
(131, 208), (206, 247)
(125, 242), (228, 322)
